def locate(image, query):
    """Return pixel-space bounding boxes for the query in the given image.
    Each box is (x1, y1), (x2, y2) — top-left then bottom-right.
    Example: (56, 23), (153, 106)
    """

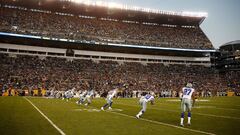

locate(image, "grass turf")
(0, 96), (239, 135)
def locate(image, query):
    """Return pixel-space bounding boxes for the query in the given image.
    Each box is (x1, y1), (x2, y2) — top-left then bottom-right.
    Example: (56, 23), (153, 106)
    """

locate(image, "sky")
(89, 0), (240, 49)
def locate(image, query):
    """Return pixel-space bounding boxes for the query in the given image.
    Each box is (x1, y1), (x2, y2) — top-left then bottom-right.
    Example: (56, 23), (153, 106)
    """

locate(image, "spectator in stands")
(0, 6), (213, 50)
(0, 53), (237, 97)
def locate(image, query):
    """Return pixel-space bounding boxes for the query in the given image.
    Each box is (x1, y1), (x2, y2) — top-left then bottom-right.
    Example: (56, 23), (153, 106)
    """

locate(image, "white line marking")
(116, 102), (240, 120)
(193, 106), (216, 109)
(214, 107), (240, 111)
(106, 110), (216, 135)
(193, 102), (240, 107)
(85, 105), (215, 135)
(24, 97), (66, 135)
(73, 108), (101, 112)
(194, 112), (240, 120)
(167, 99), (210, 102)
(106, 108), (123, 112)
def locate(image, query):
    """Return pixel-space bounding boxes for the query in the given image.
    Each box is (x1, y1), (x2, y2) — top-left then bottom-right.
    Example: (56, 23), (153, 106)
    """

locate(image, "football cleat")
(136, 115), (140, 119)
(108, 107), (112, 110)
(180, 123), (184, 127)
(101, 107), (104, 111)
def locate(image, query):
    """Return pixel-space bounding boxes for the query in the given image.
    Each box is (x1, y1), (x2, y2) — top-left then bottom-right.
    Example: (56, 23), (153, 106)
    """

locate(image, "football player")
(62, 88), (74, 101)
(76, 90), (87, 105)
(76, 81), (91, 105)
(84, 89), (94, 106)
(136, 93), (154, 119)
(180, 83), (195, 126)
(101, 86), (121, 110)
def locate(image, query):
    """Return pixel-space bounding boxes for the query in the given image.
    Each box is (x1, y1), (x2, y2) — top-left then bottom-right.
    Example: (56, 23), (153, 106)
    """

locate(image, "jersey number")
(183, 89), (192, 95)
(145, 95), (151, 99)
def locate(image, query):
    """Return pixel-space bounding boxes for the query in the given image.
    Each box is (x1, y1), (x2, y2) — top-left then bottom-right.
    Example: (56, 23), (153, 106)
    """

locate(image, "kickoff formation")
(0, 1), (239, 135)
(72, 82), (196, 127)
(1, 95), (239, 135)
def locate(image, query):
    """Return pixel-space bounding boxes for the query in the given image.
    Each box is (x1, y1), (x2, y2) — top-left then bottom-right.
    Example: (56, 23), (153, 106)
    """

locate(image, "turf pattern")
(0, 96), (239, 135)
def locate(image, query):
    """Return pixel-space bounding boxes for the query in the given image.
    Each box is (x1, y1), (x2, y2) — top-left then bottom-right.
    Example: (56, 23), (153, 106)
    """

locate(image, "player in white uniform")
(101, 88), (119, 110)
(63, 88), (74, 101)
(84, 89), (94, 106)
(76, 90), (87, 105)
(180, 83), (195, 126)
(50, 89), (55, 98)
(136, 94), (154, 119)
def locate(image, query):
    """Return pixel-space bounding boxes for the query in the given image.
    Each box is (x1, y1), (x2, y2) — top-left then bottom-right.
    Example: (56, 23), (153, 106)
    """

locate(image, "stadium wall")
(0, 43), (211, 66)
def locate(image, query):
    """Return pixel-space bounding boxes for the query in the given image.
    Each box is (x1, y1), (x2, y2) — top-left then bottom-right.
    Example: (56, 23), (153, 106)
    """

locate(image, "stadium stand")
(0, 53), (231, 97)
(214, 41), (240, 95)
(0, 1), (238, 97)
(0, 4), (213, 49)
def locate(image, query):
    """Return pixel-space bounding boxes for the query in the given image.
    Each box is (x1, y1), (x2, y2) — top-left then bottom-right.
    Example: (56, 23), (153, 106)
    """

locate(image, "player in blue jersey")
(136, 93), (155, 119)
(180, 83), (195, 126)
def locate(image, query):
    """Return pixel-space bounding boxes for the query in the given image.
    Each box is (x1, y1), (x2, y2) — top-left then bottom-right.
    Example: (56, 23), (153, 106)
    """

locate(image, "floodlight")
(69, 0), (208, 18)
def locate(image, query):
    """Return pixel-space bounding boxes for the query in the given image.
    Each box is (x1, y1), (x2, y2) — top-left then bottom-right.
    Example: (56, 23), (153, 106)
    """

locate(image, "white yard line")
(116, 102), (240, 120)
(106, 110), (216, 135)
(193, 106), (240, 111)
(24, 97), (66, 135)
(194, 112), (240, 120)
(214, 107), (240, 111)
(83, 105), (216, 135)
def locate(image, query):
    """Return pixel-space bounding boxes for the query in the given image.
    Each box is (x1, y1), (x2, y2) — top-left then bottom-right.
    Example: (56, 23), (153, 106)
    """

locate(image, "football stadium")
(0, 0), (239, 135)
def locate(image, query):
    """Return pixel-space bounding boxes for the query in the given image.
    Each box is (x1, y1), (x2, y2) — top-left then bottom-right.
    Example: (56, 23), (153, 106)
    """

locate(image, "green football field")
(0, 96), (240, 135)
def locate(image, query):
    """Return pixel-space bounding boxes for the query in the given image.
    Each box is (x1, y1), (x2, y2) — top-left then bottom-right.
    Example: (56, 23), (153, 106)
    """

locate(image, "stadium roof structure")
(220, 40), (240, 51)
(1, 0), (207, 26)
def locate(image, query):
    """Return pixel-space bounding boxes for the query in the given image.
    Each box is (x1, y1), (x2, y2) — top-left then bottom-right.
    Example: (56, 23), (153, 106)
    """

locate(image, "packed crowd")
(224, 71), (240, 94)
(1, 53), (238, 97)
(0, 6), (213, 49)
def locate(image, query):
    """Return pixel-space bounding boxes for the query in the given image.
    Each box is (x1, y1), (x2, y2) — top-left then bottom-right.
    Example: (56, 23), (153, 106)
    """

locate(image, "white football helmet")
(186, 83), (193, 88)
